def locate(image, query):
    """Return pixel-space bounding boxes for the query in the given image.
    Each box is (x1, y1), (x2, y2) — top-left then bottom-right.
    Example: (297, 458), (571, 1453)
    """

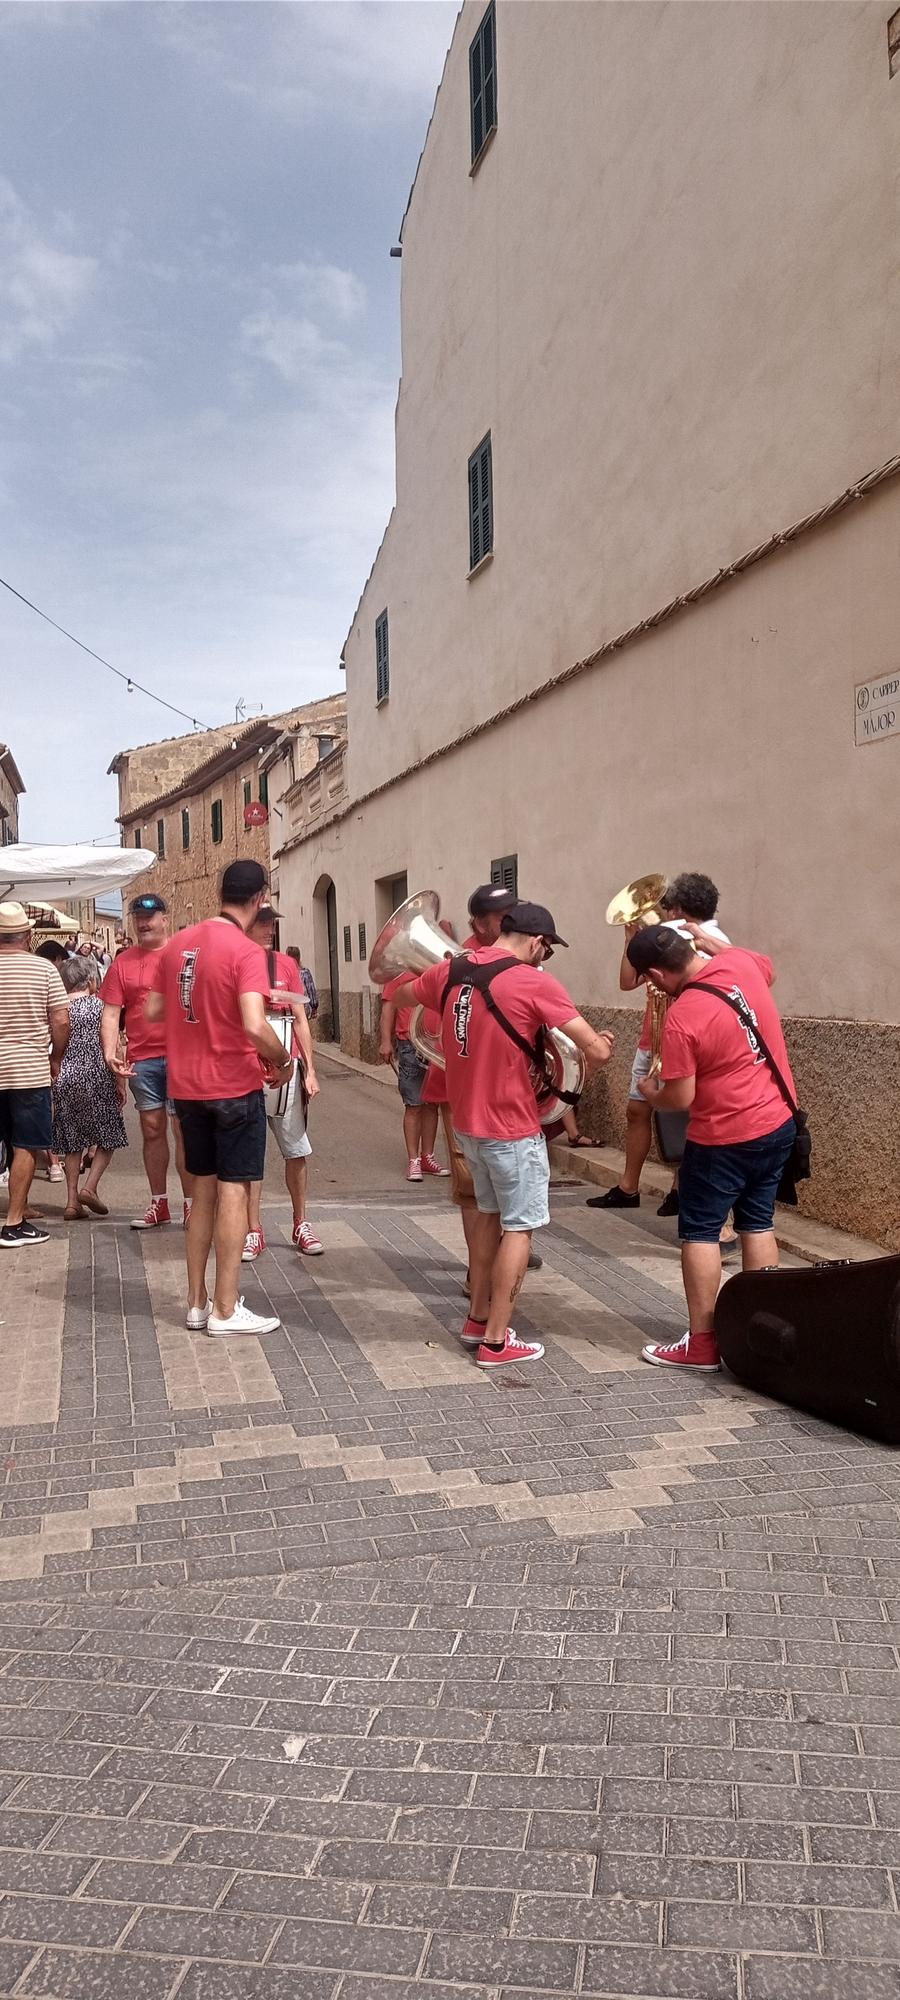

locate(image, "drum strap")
(439, 956), (579, 1106)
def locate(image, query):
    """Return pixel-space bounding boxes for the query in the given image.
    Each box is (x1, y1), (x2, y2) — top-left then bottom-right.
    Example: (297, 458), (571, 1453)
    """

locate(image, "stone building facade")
(0, 745), (25, 847)
(274, 0), (900, 1247)
(112, 698), (345, 932)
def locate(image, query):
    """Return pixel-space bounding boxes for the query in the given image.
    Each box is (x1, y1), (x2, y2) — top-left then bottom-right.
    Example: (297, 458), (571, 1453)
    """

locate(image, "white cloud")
(239, 307), (345, 385)
(0, 177), (97, 364)
(153, 0), (459, 126)
(275, 259), (366, 325)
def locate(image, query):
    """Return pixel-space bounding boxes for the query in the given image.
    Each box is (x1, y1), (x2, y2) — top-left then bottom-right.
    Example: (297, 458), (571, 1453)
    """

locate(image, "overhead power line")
(0, 575), (213, 733)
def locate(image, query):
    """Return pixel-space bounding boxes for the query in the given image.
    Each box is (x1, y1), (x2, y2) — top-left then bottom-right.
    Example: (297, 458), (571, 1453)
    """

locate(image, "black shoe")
(586, 1186), (640, 1209)
(657, 1189), (680, 1218)
(0, 1220), (50, 1249)
(527, 1251), (543, 1270)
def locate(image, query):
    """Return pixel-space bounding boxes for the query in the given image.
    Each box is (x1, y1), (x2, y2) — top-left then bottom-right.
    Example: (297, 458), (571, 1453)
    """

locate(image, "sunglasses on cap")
(131, 897), (165, 914)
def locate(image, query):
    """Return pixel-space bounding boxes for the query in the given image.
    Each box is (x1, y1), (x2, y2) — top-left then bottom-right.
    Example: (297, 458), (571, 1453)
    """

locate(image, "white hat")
(0, 901), (32, 935)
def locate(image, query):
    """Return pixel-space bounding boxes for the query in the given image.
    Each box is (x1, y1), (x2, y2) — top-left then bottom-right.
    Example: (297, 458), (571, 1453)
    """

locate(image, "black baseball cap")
(501, 900), (568, 948)
(253, 902), (280, 923)
(626, 923), (693, 975)
(468, 883), (518, 918)
(221, 859), (268, 903)
(130, 893), (167, 915)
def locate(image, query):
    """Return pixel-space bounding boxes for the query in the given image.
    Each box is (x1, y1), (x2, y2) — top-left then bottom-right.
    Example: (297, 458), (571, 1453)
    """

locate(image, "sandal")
(64, 1203), (86, 1222)
(78, 1191), (109, 1217)
(567, 1135), (594, 1148)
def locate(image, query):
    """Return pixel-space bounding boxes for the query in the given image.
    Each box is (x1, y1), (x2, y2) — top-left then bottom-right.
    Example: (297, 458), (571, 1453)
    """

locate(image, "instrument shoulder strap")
(439, 955), (577, 1104)
(698, 982), (798, 1114)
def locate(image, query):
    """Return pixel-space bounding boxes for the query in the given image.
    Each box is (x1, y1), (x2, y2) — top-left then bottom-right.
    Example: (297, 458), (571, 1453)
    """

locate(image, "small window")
(468, 433), (493, 571)
(243, 780), (252, 808)
(890, 7), (900, 75)
(343, 924), (353, 963)
(318, 735), (335, 759)
(469, 1), (497, 166)
(259, 771), (269, 807)
(358, 922), (367, 960)
(156, 819), (165, 859)
(211, 799), (223, 845)
(375, 609), (390, 704)
(133, 828), (142, 849)
(491, 853), (518, 897)
(181, 809), (190, 851)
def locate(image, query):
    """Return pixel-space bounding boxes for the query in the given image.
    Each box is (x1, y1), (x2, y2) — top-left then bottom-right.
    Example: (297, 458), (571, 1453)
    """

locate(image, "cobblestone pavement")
(1, 1067), (899, 1998)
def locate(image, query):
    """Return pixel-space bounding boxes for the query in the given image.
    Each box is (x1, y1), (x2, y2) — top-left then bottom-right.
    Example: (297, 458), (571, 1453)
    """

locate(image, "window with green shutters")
(181, 810), (190, 851)
(468, 434), (493, 570)
(259, 771), (269, 807)
(469, 2), (497, 166)
(156, 819), (165, 859)
(133, 828), (142, 849)
(375, 610), (390, 704)
(491, 853), (518, 897)
(243, 780), (252, 808)
(211, 799), (223, 845)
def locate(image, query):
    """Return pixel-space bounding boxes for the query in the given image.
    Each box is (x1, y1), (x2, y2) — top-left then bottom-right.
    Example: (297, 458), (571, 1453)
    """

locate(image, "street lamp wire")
(0, 575), (213, 733)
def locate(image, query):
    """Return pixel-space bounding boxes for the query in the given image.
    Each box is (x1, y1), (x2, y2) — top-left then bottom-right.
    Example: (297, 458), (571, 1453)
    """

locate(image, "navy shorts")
(678, 1117), (796, 1243)
(0, 1087), (54, 1155)
(173, 1091), (266, 1183)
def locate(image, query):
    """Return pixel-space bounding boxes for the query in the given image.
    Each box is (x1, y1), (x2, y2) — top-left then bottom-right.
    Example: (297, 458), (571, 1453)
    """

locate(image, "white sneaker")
(406, 1158), (423, 1182)
(185, 1298), (212, 1331)
(206, 1296), (280, 1337)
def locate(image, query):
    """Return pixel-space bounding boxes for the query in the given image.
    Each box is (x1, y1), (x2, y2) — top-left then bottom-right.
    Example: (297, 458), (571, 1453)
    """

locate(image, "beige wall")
(0, 765), (21, 844)
(343, 0), (900, 799)
(113, 723), (240, 820)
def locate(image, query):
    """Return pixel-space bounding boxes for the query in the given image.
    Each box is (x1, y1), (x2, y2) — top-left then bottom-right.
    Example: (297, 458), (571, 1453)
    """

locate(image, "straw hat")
(0, 901), (33, 935)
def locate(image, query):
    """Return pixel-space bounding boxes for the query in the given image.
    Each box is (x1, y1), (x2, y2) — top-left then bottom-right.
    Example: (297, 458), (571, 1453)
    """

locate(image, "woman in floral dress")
(52, 957), (127, 1219)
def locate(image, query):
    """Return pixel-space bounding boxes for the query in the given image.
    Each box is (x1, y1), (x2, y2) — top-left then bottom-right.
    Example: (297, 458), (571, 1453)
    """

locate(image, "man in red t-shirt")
(629, 924), (797, 1373)
(242, 903), (323, 1263)
(100, 894), (194, 1231)
(145, 859), (294, 1340)
(386, 900), (615, 1370)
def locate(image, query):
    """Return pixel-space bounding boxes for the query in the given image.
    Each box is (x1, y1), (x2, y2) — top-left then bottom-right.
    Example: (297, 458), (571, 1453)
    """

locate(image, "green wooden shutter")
(469, 434), (493, 569)
(375, 611), (390, 702)
(469, 3), (497, 165)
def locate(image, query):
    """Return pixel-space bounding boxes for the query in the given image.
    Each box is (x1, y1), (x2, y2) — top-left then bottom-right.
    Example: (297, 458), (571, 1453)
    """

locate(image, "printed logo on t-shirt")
(726, 985), (763, 1064)
(178, 950), (199, 1024)
(453, 983), (474, 1057)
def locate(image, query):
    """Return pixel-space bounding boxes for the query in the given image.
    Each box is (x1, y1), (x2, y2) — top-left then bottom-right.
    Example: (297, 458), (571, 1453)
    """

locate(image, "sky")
(0, 0), (458, 845)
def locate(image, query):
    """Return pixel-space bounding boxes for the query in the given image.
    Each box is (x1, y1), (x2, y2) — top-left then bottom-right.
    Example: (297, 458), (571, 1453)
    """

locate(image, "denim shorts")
(0, 1086), (53, 1154)
(456, 1131), (550, 1233)
(173, 1091), (266, 1183)
(396, 1038), (427, 1107)
(628, 1047), (654, 1101)
(678, 1117), (796, 1243)
(129, 1057), (169, 1113)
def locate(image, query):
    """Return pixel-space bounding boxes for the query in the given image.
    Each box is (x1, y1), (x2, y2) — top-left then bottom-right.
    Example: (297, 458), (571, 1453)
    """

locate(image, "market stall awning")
(0, 844), (157, 905)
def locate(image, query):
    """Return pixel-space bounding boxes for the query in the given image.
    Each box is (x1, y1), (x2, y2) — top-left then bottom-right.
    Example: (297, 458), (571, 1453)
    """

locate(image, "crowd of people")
(0, 856), (801, 1381)
(0, 866), (323, 1329)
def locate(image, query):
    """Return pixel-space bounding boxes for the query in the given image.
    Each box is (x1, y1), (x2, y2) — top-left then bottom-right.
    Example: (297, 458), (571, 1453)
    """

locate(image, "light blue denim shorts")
(455, 1131), (550, 1232)
(129, 1057), (170, 1113)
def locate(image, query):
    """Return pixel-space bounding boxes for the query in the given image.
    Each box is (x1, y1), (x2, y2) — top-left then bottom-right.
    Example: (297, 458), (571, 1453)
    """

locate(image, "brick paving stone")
(2, 1183), (900, 1998)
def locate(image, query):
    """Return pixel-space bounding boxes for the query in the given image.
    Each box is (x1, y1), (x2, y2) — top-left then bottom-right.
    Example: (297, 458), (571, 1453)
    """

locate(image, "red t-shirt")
(660, 948), (795, 1146)
(150, 920), (270, 1101)
(265, 948), (304, 1057)
(99, 946), (167, 1062)
(412, 945), (577, 1141)
(383, 971), (415, 1043)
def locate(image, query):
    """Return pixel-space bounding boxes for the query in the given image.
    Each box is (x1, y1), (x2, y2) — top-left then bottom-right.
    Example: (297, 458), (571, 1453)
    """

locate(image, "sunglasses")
(539, 938), (555, 961)
(133, 899), (163, 913)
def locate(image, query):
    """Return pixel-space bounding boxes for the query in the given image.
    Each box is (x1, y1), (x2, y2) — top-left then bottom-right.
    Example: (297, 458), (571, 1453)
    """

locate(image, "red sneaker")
(460, 1315), (488, 1349)
(130, 1197), (171, 1231)
(293, 1221), (324, 1256)
(476, 1328), (545, 1368)
(241, 1230), (265, 1262)
(421, 1153), (448, 1177)
(642, 1330), (720, 1371)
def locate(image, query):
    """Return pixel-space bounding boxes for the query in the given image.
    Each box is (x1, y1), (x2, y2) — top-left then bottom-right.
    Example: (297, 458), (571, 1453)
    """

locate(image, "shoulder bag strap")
(439, 955), (546, 1067)
(699, 983), (798, 1114)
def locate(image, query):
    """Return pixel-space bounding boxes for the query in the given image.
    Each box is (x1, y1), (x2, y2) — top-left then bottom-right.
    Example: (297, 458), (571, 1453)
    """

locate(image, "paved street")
(0, 1056), (899, 1999)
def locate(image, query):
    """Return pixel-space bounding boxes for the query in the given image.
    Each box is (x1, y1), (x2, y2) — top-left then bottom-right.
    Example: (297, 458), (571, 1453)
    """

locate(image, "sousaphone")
(368, 889), (585, 1129)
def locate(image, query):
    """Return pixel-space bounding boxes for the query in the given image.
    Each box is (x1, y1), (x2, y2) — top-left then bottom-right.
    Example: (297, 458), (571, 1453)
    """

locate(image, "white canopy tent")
(0, 844), (157, 905)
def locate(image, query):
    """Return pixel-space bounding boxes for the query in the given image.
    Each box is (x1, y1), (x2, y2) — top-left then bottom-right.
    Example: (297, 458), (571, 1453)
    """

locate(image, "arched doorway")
(313, 874), (340, 1041)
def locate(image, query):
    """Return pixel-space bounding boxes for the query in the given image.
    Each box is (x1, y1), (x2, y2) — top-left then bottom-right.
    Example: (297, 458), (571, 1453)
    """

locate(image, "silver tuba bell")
(368, 889), (584, 1132)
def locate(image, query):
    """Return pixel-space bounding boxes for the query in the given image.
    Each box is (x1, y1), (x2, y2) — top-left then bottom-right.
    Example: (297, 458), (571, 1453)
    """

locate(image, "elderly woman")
(52, 956), (127, 1219)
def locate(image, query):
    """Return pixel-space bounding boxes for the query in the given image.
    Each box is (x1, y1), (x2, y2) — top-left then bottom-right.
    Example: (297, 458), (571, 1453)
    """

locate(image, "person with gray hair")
(52, 955), (127, 1220)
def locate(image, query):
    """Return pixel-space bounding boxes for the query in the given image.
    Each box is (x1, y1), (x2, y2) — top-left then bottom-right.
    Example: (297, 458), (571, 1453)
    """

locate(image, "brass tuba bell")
(367, 890), (454, 987)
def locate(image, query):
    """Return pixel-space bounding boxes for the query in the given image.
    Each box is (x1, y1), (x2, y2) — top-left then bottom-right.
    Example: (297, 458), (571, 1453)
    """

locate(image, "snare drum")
(264, 1011), (296, 1118)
